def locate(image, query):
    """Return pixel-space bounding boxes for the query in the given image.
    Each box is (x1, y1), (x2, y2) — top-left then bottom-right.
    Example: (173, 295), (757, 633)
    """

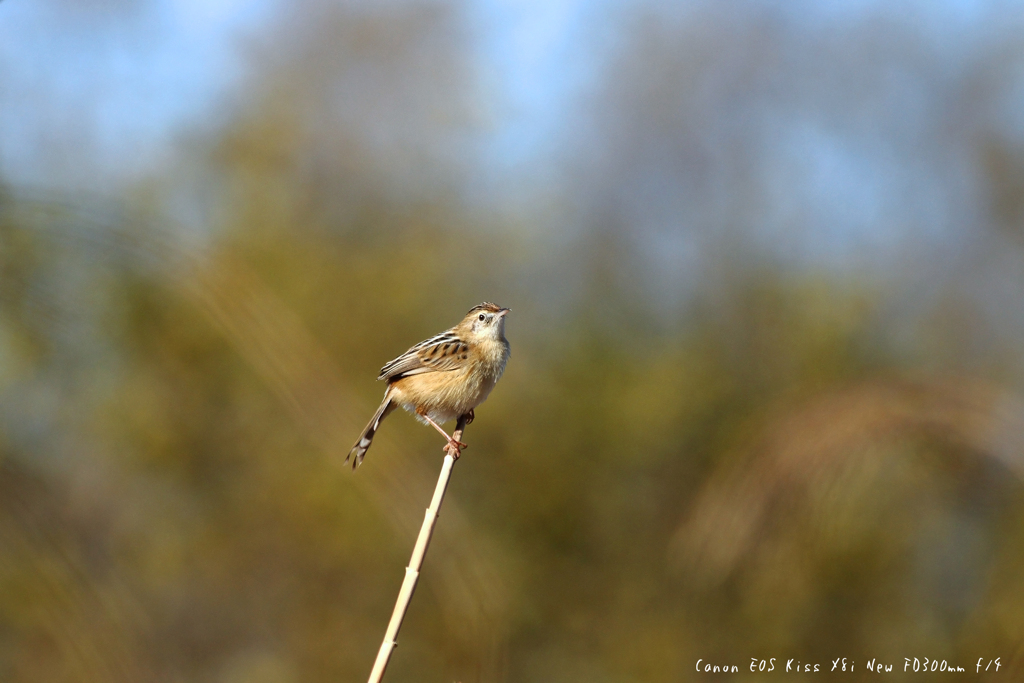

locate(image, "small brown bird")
(345, 303), (511, 468)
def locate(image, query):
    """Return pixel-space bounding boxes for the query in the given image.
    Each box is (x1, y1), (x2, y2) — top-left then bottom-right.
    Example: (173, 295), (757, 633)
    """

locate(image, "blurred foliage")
(4, 1), (1024, 682)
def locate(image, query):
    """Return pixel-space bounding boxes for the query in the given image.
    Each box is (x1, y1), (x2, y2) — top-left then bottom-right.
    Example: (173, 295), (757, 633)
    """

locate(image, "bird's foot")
(464, 409), (475, 426)
(444, 439), (469, 459)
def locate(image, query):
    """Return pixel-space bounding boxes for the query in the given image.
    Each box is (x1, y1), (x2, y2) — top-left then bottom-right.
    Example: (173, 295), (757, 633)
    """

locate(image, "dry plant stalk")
(367, 414), (469, 683)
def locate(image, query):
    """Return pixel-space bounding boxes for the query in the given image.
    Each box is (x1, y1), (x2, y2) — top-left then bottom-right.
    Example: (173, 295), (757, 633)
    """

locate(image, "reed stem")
(366, 414), (469, 683)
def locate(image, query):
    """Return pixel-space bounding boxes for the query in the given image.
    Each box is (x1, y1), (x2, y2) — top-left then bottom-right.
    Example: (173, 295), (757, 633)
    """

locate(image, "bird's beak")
(497, 307), (510, 317)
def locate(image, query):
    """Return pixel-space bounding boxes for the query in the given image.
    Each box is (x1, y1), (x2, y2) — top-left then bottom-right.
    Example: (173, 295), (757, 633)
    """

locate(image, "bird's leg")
(421, 413), (458, 442)
(418, 412), (468, 456)
(447, 413), (471, 460)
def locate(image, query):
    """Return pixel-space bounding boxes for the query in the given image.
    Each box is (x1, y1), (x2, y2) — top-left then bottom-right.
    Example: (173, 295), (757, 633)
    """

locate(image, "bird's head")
(460, 302), (509, 341)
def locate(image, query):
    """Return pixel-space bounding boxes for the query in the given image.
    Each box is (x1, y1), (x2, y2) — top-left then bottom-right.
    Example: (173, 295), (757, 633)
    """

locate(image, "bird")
(345, 302), (511, 468)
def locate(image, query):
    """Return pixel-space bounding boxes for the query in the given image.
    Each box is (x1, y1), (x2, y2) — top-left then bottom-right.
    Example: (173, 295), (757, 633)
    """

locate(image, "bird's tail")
(345, 390), (397, 469)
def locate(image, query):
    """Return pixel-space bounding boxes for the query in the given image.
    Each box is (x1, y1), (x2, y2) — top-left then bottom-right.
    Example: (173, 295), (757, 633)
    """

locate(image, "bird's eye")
(478, 313), (486, 321)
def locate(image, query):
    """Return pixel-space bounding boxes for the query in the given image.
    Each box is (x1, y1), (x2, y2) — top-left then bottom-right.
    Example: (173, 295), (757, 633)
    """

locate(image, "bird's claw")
(444, 439), (468, 459)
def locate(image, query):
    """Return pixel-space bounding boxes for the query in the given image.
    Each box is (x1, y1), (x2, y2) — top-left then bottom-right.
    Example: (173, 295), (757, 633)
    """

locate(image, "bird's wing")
(378, 330), (472, 381)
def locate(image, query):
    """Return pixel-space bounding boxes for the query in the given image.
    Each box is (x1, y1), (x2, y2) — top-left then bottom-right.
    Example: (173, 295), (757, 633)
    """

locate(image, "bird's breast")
(475, 337), (510, 380)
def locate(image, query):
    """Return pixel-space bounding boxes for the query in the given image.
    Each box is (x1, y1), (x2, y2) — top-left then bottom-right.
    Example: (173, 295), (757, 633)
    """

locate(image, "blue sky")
(0, 0), (279, 187)
(0, 0), (1014, 192)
